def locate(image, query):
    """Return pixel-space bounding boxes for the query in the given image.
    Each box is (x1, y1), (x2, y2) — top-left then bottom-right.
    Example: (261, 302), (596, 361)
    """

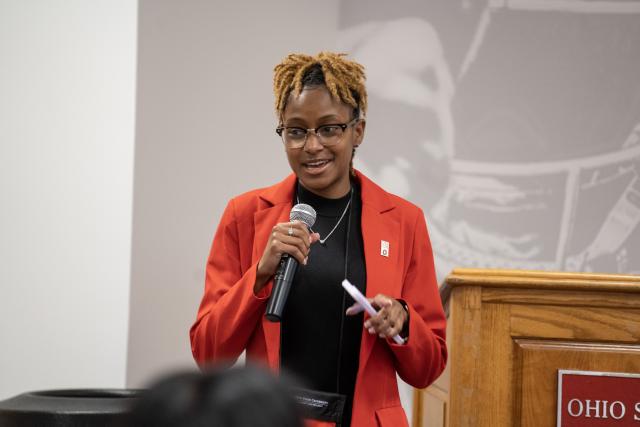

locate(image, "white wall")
(0, 0), (137, 399)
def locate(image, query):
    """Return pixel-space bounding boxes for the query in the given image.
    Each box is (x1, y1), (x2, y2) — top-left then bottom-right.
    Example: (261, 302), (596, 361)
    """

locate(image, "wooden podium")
(412, 268), (640, 427)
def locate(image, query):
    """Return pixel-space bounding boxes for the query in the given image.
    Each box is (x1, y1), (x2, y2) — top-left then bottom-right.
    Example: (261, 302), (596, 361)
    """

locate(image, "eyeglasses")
(276, 118), (359, 149)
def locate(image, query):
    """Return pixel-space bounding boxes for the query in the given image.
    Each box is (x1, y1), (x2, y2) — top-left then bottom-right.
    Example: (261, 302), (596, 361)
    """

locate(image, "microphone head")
(290, 203), (316, 228)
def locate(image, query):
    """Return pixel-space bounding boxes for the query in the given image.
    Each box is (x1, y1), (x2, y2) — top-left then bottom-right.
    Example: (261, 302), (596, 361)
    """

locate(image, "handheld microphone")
(265, 203), (316, 322)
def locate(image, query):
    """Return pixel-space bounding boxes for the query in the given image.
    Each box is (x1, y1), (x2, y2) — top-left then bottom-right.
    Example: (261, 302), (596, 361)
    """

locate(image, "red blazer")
(190, 171), (447, 427)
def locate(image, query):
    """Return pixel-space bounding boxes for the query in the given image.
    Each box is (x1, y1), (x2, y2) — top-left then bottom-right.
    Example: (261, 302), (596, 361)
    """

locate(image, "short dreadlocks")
(273, 52), (367, 120)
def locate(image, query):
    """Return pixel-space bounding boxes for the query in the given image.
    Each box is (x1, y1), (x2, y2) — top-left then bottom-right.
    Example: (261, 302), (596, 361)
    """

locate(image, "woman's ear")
(354, 118), (366, 146)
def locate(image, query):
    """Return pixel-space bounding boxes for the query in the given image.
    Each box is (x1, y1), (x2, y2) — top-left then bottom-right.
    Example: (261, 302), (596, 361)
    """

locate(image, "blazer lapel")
(252, 174), (296, 371)
(357, 172), (400, 374)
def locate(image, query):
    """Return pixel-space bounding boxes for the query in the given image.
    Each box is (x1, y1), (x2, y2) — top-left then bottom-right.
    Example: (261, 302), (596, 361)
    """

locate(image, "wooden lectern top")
(443, 267), (640, 295)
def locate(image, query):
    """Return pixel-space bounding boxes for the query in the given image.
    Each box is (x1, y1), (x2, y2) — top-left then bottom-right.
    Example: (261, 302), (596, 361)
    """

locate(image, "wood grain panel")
(448, 286), (482, 427)
(516, 340), (640, 427)
(478, 302), (514, 425)
(444, 268), (640, 295)
(415, 385), (448, 427)
(451, 268), (640, 283)
(481, 288), (640, 309)
(510, 305), (640, 342)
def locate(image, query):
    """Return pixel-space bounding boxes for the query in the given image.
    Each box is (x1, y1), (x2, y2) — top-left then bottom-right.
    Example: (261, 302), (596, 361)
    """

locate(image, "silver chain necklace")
(297, 187), (353, 245)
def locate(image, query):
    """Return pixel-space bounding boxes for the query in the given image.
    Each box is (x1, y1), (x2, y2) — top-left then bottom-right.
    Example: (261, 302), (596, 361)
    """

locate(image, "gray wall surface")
(127, 0), (340, 387)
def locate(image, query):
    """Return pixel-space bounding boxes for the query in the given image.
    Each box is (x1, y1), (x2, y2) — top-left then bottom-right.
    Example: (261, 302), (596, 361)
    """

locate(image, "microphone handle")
(265, 255), (298, 322)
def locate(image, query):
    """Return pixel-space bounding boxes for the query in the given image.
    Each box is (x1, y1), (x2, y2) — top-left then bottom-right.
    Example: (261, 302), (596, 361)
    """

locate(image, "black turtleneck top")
(280, 179), (366, 427)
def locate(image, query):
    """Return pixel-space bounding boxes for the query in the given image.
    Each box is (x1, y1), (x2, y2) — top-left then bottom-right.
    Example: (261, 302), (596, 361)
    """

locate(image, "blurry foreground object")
(0, 389), (140, 426)
(124, 365), (303, 427)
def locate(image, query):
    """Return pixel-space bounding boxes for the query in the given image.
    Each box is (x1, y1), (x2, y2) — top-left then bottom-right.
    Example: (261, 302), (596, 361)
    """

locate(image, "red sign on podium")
(557, 370), (640, 426)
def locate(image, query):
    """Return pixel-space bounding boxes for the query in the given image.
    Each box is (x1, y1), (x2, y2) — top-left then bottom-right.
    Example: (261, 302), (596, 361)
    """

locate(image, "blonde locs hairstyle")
(273, 51), (368, 121)
(273, 52), (368, 176)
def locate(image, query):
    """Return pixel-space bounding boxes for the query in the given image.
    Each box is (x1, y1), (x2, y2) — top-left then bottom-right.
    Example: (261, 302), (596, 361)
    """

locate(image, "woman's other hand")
(254, 221), (320, 293)
(346, 294), (408, 341)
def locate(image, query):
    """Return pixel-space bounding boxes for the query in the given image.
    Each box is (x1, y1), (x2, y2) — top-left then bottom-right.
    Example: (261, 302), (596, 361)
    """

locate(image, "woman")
(190, 52), (447, 427)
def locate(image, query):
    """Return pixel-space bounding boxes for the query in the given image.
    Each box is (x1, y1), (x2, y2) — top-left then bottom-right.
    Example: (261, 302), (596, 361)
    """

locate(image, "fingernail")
(379, 334), (385, 338)
(364, 321), (370, 328)
(309, 236), (312, 243)
(303, 257), (308, 265)
(368, 327), (375, 334)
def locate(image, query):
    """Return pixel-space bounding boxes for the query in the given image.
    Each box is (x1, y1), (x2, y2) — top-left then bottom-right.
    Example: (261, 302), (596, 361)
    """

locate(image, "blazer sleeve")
(189, 198), (269, 366)
(388, 209), (448, 389)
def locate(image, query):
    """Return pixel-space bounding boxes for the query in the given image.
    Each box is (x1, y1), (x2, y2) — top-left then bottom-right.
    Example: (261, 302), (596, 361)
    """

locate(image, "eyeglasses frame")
(275, 118), (361, 149)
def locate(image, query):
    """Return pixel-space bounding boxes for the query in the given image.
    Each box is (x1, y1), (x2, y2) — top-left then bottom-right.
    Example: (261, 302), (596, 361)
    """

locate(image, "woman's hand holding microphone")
(255, 221), (320, 294)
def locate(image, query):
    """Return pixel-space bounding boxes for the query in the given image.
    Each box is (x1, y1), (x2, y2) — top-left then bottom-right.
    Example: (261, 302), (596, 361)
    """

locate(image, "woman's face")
(281, 86), (365, 199)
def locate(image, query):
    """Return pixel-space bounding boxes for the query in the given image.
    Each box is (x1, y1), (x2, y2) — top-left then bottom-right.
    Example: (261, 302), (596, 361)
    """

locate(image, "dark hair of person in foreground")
(123, 365), (304, 427)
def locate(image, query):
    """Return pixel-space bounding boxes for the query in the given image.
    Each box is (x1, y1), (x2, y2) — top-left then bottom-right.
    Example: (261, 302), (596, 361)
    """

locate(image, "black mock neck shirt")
(280, 179), (367, 427)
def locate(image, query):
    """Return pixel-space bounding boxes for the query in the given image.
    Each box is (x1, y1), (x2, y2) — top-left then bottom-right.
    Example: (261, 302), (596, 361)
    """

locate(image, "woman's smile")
(302, 158), (333, 174)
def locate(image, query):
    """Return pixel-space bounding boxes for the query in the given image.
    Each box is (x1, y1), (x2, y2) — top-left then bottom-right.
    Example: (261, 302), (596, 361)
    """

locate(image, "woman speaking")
(190, 52), (447, 427)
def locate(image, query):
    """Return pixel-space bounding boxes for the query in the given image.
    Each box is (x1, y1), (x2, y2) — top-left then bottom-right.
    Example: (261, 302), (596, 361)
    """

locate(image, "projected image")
(339, 0), (640, 279)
